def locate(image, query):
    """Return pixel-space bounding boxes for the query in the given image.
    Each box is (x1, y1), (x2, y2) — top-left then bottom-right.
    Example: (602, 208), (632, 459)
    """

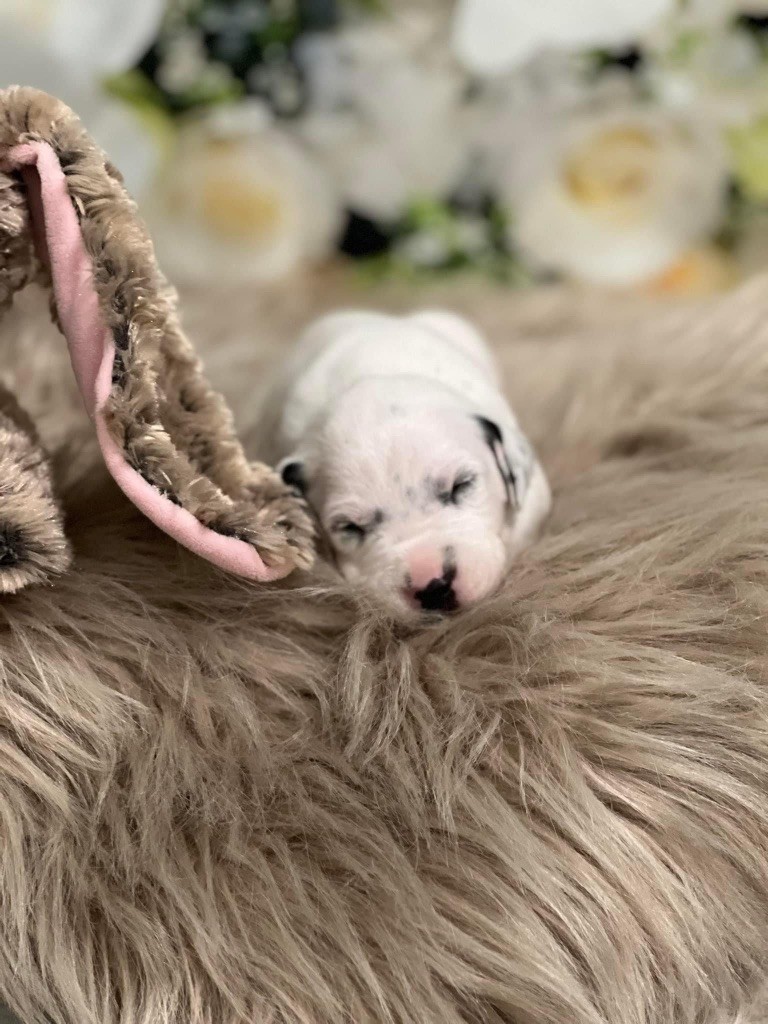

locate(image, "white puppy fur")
(270, 309), (551, 616)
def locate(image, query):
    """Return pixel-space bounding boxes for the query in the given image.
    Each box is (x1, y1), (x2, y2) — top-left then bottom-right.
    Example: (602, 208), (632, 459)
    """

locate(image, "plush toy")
(0, 87), (314, 593)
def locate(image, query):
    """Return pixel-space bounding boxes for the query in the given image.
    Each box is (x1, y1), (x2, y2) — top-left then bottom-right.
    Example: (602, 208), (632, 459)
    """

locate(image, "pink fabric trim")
(11, 143), (105, 414)
(5, 141), (289, 583)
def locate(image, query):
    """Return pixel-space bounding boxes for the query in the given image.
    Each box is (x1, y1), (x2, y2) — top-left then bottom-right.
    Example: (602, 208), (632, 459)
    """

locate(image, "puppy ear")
(475, 415), (531, 510)
(277, 456), (307, 496)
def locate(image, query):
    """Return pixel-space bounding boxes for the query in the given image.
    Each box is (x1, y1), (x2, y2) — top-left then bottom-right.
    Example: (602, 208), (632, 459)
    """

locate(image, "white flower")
(470, 53), (609, 198)
(0, 0), (165, 82)
(500, 99), (728, 285)
(396, 231), (451, 269)
(0, 0), (166, 196)
(667, 0), (768, 25)
(155, 29), (210, 95)
(648, 24), (768, 127)
(452, 0), (674, 76)
(297, 16), (469, 221)
(145, 101), (342, 285)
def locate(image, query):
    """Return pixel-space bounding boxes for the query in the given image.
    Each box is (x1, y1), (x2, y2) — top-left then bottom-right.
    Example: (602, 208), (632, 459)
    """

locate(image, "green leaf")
(668, 28), (705, 64)
(729, 115), (768, 204)
(105, 70), (167, 112)
(340, 0), (386, 12)
(177, 70), (245, 108)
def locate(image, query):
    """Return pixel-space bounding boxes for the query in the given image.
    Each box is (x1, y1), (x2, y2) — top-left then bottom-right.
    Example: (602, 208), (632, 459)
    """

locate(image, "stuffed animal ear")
(0, 387), (70, 593)
(0, 87), (314, 584)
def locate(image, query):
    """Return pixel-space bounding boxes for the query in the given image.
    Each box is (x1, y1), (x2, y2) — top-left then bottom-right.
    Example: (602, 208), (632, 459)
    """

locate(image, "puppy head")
(279, 380), (546, 618)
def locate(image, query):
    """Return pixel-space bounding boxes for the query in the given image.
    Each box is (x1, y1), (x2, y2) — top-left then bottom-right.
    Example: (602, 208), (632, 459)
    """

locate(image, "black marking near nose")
(415, 575), (457, 613)
(415, 564), (458, 613)
(443, 548), (456, 577)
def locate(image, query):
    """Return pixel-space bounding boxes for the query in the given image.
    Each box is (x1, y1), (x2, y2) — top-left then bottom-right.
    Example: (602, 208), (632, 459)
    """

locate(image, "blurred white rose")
(0, 0), (164, 82)
(0, 0), (166, 196)
(648, 23), (768, 127)
(452, 0), (674, 75)
(500, 100), (728, 285)
(145, 101), (342, 285)
(664, 0), (768, 25)
(470, 54), (610, 199)
(155, 29), (210, 95)
(297, 15), (469, 221)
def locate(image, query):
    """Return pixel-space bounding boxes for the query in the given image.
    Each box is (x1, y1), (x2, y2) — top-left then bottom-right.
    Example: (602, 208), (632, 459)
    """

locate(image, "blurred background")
(4, 0), (768, 300)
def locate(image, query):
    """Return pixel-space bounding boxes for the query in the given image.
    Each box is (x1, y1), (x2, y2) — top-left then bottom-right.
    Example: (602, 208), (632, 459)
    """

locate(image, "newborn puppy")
(269, 310), (551, 616)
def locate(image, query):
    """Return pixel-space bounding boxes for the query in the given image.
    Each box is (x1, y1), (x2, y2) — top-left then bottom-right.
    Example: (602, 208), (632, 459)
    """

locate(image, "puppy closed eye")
(332, 519), (368, 543)
(440, 472), (476, 505)
(331, 509), (384, 543)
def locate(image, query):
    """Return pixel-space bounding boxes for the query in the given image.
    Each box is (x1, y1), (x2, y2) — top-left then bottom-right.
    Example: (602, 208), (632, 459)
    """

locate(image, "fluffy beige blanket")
(1, 273), (768, 1024)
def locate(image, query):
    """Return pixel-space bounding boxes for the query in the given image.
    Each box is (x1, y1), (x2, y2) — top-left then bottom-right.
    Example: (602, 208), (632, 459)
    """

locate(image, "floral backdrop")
(4, 0), (768, 295)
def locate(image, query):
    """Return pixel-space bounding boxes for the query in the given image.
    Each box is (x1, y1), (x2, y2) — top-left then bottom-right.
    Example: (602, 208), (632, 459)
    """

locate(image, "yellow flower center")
(564, 127), (658, 218)
(188, 140), (285, 243)
(201, 174), (284, 243)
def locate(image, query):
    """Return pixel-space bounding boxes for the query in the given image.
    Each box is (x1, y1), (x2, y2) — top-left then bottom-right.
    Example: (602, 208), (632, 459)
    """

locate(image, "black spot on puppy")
(476, 415), (503, 448)
(475, 415), (517, 507)
(280, 461), (307, 495)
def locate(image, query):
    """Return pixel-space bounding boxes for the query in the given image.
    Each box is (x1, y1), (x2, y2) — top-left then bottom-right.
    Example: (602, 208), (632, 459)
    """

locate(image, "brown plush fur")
(0, 87), (314, 575)
(0, 387), (70, 592)
(0, 269), (766, 1024)
(0, 168), (36, 315)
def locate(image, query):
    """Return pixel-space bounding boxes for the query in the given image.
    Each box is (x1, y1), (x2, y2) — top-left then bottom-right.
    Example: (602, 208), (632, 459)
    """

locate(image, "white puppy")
(265, 310), (551, 616)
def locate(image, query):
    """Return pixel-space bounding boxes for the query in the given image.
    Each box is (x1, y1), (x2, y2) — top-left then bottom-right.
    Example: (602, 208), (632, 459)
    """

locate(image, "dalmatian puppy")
(268, 310), (551, 616)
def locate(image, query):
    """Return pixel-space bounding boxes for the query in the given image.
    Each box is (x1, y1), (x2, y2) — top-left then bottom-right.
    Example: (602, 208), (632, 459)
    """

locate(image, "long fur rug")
(1, 274), (768, 1024)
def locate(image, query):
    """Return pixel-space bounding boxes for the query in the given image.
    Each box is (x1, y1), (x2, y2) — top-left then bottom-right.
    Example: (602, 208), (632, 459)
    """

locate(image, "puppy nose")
(414, 570), (458, 613)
